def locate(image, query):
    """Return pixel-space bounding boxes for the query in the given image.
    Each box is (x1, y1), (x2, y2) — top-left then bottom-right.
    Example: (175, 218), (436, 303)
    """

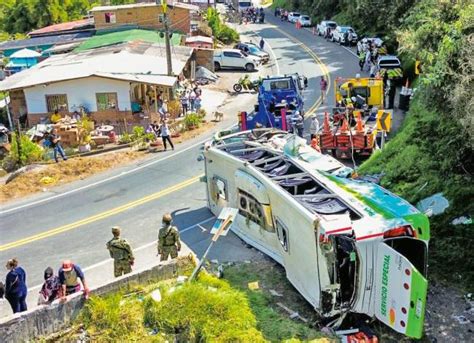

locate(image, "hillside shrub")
(206, 7), (239, 44)
(8, 132), (44, 166)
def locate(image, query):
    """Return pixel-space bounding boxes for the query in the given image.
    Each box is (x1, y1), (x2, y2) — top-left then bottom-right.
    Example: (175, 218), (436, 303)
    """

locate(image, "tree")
(35, 0), (68, 28)
(65, 0), (91, 20)
(3, 0), (36, 34)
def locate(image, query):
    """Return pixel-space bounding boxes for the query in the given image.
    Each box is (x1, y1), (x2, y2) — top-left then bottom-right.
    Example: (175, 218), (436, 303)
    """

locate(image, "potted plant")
(184, 112), (202, 130)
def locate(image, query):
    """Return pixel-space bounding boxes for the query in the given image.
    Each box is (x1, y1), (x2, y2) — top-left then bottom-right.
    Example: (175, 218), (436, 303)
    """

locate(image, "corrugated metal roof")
(0, 43), (191, 91)
(75, 29), (182, 52)
(0, 32), (94, 51)
(29, 19), (94, 36)
(90, 2), (199, 12)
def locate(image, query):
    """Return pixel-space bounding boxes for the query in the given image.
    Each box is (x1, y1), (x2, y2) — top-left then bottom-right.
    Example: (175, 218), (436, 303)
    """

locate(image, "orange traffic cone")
(356, 112), (364, 133)
(339, 118), (349, 134)
(323, 112), (331, 134)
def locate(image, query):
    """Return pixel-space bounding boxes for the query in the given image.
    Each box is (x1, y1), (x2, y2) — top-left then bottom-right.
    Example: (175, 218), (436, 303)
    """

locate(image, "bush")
(79, 294), (147, 341)
(8, 132), (44, 166)
(184, 112), (203, 129)
(144, 274), (265, 342)
(206, 7), (239, 44)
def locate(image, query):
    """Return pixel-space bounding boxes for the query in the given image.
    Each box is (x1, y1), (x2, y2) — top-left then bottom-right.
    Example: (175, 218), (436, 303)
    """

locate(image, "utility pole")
(158, 0), (173, 77)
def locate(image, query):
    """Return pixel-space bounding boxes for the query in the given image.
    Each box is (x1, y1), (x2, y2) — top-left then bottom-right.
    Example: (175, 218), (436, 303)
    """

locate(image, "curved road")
(0, 12), (364, 302)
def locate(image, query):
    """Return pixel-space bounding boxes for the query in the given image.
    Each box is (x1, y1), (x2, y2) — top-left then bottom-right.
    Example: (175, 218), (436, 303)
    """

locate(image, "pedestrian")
(180, 93), (188, 116)
(47, 128), (67, 163)
(38, 267), (61, 305)
(320, 76), (328, 104)
(259, 37), (265, 50)
(58, 260), (89, 300)
(4, 258), (27, 314)
(194, 95), (202, 112)
(159, 120), (174, 151)
(193, 84), (202, 97)
(188, 90), (196, 112)
(294, 111), (304, 137)
(158, 213), (181, 262)
(310, 115), (320, 140)
(106, 226), (134, 277)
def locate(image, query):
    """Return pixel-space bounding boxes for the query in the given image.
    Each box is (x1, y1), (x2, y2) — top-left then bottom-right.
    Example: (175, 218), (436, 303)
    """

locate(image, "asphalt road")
(0, 11), (364, 306)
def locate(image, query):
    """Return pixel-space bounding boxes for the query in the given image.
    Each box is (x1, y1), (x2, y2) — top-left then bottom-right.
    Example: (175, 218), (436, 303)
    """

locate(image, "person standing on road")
(259, 37), (265, 50)
(4, 258), (27, 313)
(310, 116), (320, 140)
(158, 213), (181, 262)
(106, 226), (134, 277)
(58, 260), (89, 300)
(159, 120), (174, 151)
(47, 128), (68, 163)
(320, 76), (328, 104)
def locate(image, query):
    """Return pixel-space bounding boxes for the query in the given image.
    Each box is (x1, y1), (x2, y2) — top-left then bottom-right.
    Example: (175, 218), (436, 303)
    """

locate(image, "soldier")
(158, 213), (181, 261)
(106, 226), (134, 277)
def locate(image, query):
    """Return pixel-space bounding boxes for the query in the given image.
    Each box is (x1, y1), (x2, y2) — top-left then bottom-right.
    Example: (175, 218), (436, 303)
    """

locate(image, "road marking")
(271, 26), (331, 116)
(1, 124), (234, 215)
(26, 216), (215, 293)
(0, 175), (203, 251)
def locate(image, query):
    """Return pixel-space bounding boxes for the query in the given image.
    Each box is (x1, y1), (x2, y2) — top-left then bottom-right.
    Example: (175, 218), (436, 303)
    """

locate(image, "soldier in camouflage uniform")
(106, 226), (134, 277)
(158, 213), (181, 261)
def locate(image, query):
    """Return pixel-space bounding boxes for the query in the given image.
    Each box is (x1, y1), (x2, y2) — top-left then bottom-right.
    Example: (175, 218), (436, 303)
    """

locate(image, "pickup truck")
(214, 49), (259, 72)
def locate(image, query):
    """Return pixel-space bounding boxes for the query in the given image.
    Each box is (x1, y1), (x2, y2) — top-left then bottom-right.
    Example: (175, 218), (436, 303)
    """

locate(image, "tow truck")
(317, 76), (392, 158)
(238, 74), (307, 131)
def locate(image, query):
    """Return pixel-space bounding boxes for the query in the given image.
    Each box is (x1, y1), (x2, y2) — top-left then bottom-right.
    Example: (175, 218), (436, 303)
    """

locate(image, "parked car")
(214, 49), (259, 72)
(234, 42), (270, 64)
(332, 26), (358, 45)
(287, 12), (301, 23)
(297, 15), (312, 27)
(317, 20), (337, 36)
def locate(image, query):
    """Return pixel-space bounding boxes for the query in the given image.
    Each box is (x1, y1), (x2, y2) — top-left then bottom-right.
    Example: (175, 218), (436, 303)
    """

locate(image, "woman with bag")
(4, 258), (28, 313)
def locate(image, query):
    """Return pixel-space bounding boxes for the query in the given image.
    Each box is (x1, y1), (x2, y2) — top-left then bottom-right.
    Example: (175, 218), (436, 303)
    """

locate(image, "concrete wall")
(0, 257), (194, 343)
(24, 76), (132, 114)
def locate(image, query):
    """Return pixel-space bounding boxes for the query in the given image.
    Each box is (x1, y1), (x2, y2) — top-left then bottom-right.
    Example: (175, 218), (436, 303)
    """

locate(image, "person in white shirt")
(310, 116), (320, 139)
(160, 120), (174, 151)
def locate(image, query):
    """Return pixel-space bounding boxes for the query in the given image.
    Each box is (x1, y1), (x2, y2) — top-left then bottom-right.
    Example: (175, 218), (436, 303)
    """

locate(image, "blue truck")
(240, 74), (307, 131)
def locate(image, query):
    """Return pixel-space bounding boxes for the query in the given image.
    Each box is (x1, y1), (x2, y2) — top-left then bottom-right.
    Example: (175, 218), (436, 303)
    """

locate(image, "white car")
(297, 15), (311, 27)
(332, 26), (358, 45)
(214, 49), (259, 72)
(287, 12), (301, 23)
(317, 20), (337, 37)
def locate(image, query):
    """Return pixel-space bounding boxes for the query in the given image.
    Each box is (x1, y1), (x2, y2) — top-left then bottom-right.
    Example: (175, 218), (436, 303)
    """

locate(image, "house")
(4, 48), (42, 76)
(0, 42), (195, 126)
(90, 2), (200, 34)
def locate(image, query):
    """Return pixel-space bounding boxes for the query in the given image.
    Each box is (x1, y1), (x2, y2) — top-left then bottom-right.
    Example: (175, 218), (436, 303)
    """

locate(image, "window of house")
(96, 93), (118, 111)
(275, 218), (289, 252)
(104, 12), (116, 24)
(45, 94), (68, 113)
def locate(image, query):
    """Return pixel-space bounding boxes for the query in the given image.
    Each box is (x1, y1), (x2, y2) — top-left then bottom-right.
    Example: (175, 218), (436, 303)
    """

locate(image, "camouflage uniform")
(107, 230), (134, 277)
(158, 223), (181, 261)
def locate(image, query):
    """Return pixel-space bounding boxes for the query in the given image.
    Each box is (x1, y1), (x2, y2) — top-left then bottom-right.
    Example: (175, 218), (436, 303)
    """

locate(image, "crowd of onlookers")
(0, 259), (88, 314)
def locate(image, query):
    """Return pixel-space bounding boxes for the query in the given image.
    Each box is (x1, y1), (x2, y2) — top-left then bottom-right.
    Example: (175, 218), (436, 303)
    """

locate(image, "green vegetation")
(184, 112), (204, 130)
(206, 7), (239, 44)
(71, 262), (328, 342)
(7, 132), (44, 166)
(275, 0), (474, 289)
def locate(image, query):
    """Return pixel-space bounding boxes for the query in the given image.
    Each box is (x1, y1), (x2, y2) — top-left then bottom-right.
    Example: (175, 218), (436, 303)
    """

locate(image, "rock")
(269, 289), (283, 297)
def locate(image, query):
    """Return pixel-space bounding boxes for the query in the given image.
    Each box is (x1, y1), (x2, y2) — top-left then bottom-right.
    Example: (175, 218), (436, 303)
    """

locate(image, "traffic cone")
(339, 118), (349, 134)
(356, 112), (364, 133)
(323, 112), (331, 134)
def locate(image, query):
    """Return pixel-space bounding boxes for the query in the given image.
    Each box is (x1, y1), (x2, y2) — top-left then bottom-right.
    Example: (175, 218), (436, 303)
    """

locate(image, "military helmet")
(112, 226), (121, 235)
(162, 213), (172, 224)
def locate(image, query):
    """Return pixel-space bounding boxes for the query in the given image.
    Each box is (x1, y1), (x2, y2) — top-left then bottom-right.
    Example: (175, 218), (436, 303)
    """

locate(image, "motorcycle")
(233, 77), (261, 93)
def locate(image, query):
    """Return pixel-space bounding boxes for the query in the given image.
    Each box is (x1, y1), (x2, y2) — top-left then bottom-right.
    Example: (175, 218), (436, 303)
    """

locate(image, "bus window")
(275, 218), (289, 252)
(238, 189), (273, 232)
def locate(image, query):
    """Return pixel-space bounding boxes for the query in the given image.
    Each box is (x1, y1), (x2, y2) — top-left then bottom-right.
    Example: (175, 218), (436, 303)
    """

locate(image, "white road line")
(26, 216), (215, 292)
(1, 125), (235, 215)
(341, 45), (359, 58)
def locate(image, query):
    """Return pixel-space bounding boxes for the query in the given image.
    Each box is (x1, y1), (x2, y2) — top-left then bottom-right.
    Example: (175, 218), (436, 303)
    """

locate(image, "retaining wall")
(0, 256), (194, 342)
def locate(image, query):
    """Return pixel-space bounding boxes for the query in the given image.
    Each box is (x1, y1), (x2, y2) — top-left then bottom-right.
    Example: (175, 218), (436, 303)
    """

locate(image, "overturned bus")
(202, 129), (429, 338)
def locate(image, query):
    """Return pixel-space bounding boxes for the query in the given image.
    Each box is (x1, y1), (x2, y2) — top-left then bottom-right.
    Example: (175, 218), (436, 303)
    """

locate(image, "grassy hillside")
(275, 0), (474, 289)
